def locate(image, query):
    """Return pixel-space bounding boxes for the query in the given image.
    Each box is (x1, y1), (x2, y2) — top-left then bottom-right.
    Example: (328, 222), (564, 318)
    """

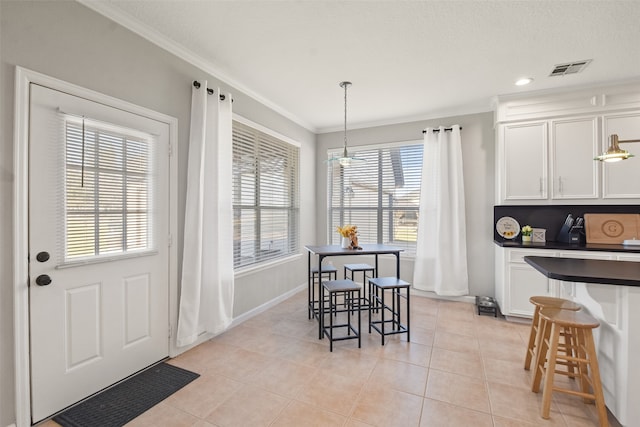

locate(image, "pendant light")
(327, 81), (365, 167)
(594, 134), (640, 162)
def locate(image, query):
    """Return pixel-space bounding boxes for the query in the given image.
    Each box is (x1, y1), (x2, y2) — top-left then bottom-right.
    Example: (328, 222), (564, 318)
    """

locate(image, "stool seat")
(530, 296), (581, 311)
(524, 296), (581, 372)
(311, 265), (338, 274)
(532, 307), (607, 426)
(323, 279), (360, 292)
(539, 307), (599, 329)
(344, 263), (375, 272)
(368, 277), (409, 289)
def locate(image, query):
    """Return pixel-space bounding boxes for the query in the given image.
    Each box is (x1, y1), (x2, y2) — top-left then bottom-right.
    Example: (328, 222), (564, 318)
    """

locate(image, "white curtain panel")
(413, 125), (469, 296)
(177, 81), (234, 347)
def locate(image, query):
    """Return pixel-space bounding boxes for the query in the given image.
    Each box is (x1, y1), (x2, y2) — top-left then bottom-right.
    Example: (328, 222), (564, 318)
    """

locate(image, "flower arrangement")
(521, 225), (533, 236)
(336, 224), (357, 238)
(336, 224), (361, 249)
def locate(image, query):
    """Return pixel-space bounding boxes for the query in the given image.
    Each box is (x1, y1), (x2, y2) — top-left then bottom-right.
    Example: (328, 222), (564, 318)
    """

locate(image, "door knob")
(36, 251), (50, 262)
(35, 275), (52, 286)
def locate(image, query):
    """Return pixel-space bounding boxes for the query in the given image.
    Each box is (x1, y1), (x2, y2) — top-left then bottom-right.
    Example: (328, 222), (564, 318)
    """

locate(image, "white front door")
(28, 84), (170, 423)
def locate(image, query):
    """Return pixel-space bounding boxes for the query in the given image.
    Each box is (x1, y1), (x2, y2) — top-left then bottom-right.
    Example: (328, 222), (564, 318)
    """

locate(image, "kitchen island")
(524, 256), (640, 427)
(524, 256), (640, 286)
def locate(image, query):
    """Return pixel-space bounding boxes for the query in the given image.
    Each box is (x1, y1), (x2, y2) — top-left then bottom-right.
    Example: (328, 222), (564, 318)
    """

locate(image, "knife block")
(558, 225), (583, 244)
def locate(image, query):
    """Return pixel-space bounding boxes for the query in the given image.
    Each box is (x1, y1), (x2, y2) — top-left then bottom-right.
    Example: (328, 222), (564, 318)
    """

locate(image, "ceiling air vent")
(549, 60), (592, 76)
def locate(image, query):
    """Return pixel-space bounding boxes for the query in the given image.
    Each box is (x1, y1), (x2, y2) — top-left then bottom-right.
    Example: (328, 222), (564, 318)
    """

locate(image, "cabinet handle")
(539, 177), (543, 196)
(559, 176), (563, 195)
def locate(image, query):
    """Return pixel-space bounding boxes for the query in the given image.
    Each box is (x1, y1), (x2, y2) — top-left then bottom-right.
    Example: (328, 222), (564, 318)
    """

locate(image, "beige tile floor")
(43, 290), (621, 427)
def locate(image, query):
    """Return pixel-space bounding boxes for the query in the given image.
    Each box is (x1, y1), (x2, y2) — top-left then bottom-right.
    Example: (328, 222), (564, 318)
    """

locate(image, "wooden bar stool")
(532, 308), (607, 427)
(321, 279), (362, 352)
(524, 296), (581, 371)
(308, 265), (338, 319)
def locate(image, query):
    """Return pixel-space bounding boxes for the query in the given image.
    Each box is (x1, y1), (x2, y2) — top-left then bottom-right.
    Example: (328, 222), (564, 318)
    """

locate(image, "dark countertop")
(494, 239), (640, 253)
(524, 256), (640, 286)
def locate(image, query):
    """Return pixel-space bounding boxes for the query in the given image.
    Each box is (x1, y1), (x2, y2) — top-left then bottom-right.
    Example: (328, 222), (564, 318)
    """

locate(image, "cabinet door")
(602, 113), (640, 199)
(501, 122), (548, 201)
(550, 117), (599, 199)
(507, 263), (550, 317)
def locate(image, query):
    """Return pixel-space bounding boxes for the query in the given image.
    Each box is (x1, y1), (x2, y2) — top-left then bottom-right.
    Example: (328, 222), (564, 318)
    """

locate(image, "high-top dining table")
(305, 244), (404, 339)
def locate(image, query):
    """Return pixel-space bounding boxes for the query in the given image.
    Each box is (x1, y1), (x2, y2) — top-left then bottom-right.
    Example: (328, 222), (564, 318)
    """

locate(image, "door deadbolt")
(36, 251), (50, 262)
(35, 275), (52, 286)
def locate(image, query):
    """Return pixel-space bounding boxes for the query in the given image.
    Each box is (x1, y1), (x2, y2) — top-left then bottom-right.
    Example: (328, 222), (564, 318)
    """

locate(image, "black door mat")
(53, 362), (199, 427)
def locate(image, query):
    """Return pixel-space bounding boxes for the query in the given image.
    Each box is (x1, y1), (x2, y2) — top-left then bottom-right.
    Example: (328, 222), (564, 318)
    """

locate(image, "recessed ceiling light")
(515, 77), (534, 86)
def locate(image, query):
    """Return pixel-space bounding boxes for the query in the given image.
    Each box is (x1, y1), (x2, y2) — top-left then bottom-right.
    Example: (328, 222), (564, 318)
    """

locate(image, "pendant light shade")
(594, 134), (640, 162)
(327, 81), (365, 166)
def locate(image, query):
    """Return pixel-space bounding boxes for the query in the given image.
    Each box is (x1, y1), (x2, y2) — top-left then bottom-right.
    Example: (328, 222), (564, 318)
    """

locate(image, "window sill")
(234, 253), (303, 279)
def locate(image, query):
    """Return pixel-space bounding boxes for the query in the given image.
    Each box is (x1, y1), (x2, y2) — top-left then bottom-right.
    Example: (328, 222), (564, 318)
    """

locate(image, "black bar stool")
(344, 263), (375, 312)
(321, 279), (362, 352)
(344, 263), (375, 283)
(308, 265), (338, 319)
(368, 277), (410, 345)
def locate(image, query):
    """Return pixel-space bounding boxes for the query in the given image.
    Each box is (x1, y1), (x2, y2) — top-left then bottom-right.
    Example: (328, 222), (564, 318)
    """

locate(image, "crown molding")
(316, 101), (493, 134)
(76, 0), (317, 133)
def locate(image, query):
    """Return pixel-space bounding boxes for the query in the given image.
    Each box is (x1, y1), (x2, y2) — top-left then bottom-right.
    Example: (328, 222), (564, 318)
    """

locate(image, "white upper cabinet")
(495, 81), (640, 205)
(501, 121), (548, 201)
(550, 117), (599, 200)
(602, 112), (640, 199)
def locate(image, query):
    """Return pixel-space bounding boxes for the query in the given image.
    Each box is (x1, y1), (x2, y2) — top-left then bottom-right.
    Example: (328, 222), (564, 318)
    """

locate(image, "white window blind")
(233, 120), (300, 269)
(327, 141), (423, 253)
(64, 118), (155, 261)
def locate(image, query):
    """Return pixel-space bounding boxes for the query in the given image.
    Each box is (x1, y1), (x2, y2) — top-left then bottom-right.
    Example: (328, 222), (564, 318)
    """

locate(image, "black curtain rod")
(422, 127), (462, 134)
(193, 80), (228, 101)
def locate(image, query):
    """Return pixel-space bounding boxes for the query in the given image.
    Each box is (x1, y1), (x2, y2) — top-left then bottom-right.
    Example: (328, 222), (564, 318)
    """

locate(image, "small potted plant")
(521, 225), (533, 243)
(337, 224), (358, 249)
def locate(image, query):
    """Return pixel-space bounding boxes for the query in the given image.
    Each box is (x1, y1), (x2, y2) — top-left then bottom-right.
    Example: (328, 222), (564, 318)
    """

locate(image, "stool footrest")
(322, 324), (359, 341)
(370, 321), (408, 337)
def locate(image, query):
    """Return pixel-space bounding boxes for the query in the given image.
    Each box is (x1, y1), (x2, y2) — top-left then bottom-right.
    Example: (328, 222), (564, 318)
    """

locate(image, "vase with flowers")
(521, 225), (533, 243)
(336, 224), (361, 249)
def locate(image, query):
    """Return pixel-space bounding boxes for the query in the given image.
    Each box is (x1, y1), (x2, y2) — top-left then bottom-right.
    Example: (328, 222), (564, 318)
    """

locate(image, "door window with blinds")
(327, 141), (423, 253)
(232, 119), (300, 269)
(64, 116), (156, 262)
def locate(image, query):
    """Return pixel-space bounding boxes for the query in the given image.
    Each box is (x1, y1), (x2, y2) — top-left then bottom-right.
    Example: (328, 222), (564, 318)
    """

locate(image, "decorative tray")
(496, 216), (520, 239)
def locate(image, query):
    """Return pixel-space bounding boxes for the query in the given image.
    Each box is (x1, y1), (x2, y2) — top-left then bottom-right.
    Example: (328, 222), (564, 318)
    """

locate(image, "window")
(327, 141), (423, 253)
(65, 117), (155, 261)
(232, 118), (300, 269)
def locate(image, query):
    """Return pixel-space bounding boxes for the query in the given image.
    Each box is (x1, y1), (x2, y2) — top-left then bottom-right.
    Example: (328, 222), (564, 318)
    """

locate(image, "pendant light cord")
(81, 116), (86, 188)
(340, 81), (352, 156)
(343, 83), (348, 150)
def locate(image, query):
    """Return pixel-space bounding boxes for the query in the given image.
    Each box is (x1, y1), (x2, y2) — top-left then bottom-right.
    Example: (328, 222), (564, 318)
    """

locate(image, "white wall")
(315, 112), (496, 297)
(0, 2), (315, 425)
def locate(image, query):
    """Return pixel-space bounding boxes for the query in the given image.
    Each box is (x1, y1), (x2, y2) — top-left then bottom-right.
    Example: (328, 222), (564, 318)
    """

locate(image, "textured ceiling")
(83, 0), (640, 132)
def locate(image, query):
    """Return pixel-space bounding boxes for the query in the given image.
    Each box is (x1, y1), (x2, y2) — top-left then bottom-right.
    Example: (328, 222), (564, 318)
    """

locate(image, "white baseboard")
(170, 283), (306, 357)
(410, 288), (476, 304)
(230, 283), (306, 327)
